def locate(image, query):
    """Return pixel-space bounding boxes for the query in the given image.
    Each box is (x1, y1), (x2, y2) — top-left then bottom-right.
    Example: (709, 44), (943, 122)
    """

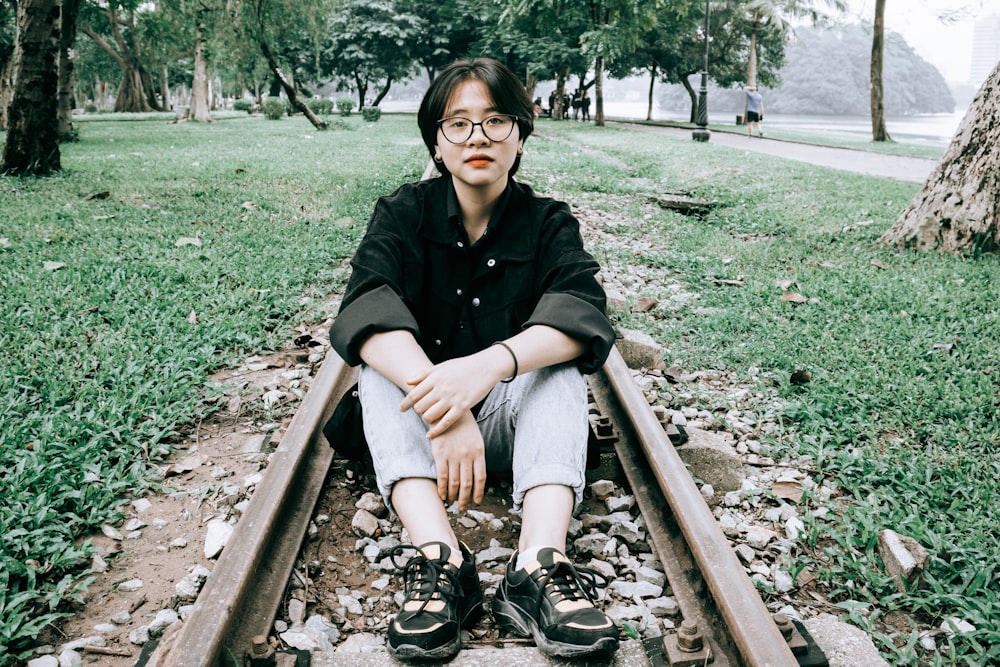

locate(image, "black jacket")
(330, 176), (614, 374)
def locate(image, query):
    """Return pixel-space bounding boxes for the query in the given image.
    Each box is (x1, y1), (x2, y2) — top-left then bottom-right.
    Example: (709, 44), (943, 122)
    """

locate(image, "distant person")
(572, 88), (583, 120)
(581, 92), (591, 122)
(744, 86), (764, 137)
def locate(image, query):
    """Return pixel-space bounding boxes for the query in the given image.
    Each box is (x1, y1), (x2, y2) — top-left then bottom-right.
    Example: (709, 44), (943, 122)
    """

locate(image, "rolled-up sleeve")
(330, 284), (419, 366)
(524, 292), (614, 374)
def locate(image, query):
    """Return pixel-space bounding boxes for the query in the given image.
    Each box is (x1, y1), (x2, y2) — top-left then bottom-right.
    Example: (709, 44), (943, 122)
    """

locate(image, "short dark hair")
(417, 58), (534, 177)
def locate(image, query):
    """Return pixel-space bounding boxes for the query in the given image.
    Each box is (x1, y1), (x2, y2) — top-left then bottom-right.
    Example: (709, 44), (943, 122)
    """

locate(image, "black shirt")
(329, 176), (614, 374)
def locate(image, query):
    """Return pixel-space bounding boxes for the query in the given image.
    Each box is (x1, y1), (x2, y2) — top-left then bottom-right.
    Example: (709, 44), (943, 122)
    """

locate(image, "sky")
(844, 0), (999, 84)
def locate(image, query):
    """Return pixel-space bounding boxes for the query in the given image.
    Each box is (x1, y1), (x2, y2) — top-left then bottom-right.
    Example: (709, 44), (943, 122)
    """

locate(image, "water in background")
(378, 99), (965, 146)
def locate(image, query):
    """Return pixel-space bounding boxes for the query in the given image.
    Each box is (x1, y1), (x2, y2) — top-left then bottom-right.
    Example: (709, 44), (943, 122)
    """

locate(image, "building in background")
(970, 13), (1000, 86)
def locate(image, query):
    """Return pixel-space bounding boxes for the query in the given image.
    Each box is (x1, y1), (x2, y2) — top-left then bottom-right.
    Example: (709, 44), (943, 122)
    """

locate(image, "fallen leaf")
(84, 190), (111, 200)
(776, 279), (795, 290)
(931, 343), (954, 354)
(664, 365), (684, 384)
(187, 310), (198, 324)
(713, 279), (745, 287)
(635, 296), (659, 312)
(843, 220), (874, 232)
(241, 201), (257, 210)
(43, 261), (66, 272)
(871, 259), (889, 270)
(772, 480), (804, 503)
(820, 261), (838, 270)
(779, 292), (809, 303)
(0, 237), (10, 248)
(175, 236), (202, 247)
(163, 452), (208, 477)
(790, 369), (812, 385)
(796, 567), (816, 588)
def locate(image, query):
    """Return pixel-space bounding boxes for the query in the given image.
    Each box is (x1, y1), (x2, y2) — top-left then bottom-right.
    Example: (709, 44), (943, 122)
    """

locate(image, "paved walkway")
(615, 121), (938, 184)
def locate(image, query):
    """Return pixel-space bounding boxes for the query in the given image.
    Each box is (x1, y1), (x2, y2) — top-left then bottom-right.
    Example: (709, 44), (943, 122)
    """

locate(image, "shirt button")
(486, 258), (496, 267)
(472, 298), (481, 307)
(434, 339), (442, 346)
(457, 241), (464, 248)
(456, 288), (463, 296)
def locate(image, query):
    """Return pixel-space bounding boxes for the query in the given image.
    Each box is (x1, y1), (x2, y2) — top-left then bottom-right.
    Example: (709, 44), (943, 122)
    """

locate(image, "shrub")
(233, 99), (253, 114)
(308, 98), (334, 116)
(261, 97), (285, 120)
(361, 106), (382, 122)
(85, 103), (98, 113)
(336, 97), (356, 117)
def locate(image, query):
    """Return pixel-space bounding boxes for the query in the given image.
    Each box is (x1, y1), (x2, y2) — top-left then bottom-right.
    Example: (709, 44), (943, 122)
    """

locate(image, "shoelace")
(534, 560), (607, 608)
(390, 545), (464, 614)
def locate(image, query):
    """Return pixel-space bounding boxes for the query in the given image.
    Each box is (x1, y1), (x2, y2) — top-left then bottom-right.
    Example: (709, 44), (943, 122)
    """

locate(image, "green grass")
(530, 119), (999, 665)
(1, 114), (997, 665)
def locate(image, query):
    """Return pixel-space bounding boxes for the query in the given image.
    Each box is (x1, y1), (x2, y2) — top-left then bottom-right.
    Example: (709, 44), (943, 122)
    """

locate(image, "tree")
(879, 62), (1000, 254)
(869, 0), (890, 140)
(323, 0), (422, 110)
(1, 0), (61, 175)
(1, 0), (17, 130)
(80, 2), (163, 112)
(57, 0), (82, 140)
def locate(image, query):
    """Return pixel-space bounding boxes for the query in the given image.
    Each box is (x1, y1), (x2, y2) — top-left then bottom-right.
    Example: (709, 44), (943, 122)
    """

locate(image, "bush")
(361, 106), (382, 122)
(308, 98), (334, 116)
(261, 97), (285, 120)
(233, 99), (253, 114)
(85, 103), (98, 113)
(336, 97), (356, 117)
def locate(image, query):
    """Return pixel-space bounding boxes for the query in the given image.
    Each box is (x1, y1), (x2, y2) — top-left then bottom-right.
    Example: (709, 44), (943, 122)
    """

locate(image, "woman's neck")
(454, 178), (506, 243)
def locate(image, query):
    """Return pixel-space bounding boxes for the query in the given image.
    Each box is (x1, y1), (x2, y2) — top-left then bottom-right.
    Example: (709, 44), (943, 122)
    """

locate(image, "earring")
(434, 154), (443, 163)
(516, 147), (523, 155)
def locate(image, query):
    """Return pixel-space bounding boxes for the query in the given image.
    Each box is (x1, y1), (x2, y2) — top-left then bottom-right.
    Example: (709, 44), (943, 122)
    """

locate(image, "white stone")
(287, 598), (306, 626)
(58, 650), (82, 667)
(111, 610), (131, 625)
(940, 617), (975, 637)
(335, 632), (385, 653)
(149, 609), (180, 637)
(27, 658), (59, 667)
(745, 525), (778, 549)
(204, 518), (234, 558)
(117, 579), (144, 592)
(132, 498), (152, 514)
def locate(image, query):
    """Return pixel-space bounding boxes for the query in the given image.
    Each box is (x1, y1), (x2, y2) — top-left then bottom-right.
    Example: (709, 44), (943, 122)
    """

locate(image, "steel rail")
(159, 353), (357, 667)
(595, 346), (798, 667)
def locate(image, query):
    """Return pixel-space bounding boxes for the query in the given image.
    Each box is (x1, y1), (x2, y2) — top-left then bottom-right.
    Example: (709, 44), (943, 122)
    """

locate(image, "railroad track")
(138, 339), (831, 667)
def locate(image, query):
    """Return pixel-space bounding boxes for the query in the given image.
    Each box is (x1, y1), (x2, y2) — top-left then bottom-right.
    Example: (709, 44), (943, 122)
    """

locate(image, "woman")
(329, 58), (619, 662)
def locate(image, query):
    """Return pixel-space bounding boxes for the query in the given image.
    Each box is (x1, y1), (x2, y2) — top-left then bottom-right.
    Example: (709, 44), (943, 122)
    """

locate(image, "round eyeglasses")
(436, 115), (519, 144)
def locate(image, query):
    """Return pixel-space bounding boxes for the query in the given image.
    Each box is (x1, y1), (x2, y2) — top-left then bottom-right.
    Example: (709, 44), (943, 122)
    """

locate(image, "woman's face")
(435, 79), (523, 196)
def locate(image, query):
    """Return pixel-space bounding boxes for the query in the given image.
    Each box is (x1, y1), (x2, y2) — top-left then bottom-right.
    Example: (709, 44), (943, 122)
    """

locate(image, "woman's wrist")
(491, 341), (518, 383)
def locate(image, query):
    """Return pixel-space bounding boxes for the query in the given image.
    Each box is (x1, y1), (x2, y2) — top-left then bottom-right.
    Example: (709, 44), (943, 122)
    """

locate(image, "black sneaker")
(387, 541), (483, 660)
(492, 547), (619, 657)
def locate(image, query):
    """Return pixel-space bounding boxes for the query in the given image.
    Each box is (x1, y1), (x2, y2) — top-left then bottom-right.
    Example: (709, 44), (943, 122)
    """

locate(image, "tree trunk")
(2, 0), (61, 175)
(553, 66), (568, 121)
(57, 0), (80, 141)
(114, 59), (154, 112)
(646, 64), (656, 121)
(879, 62), (1000, 254)
(253, 0), (326, 130)
(747, 17), (759, 88)
(188, 18), (213, 123)
(594, 55), (604, 126)
(1, 53), (14, 131)
(371, 78), (392, 107)
(870, 0), (891, 141)
(161, 66), (171, 110)
(682, 75), (697, 123)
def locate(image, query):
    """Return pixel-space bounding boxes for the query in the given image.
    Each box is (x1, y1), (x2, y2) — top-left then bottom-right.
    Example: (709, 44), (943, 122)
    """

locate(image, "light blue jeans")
(358, 362), (590, 515)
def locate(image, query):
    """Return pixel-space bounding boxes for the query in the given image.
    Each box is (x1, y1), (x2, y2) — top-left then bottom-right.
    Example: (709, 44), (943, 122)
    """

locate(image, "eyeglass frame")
(435, 114), (521, 144)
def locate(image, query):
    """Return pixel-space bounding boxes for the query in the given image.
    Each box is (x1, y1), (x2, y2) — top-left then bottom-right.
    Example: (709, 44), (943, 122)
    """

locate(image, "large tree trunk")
(57, 0), (80, 141)
(114, 59), (154, 112)
(2, 0), (61, 175)
(188, 16), (212, 123)
(682, 75), (697, 123)
(870, 0), (891, 141)
(747, 16), (759, 88)
(1, 52), (14, 131)
(879, 62), (1000, 254)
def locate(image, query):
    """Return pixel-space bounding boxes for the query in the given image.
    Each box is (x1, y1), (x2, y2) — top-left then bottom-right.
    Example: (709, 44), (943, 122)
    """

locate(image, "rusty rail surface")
(160, 353), (358, 667)
(155, 345), (798, 667)
(591, 346), (798, 667)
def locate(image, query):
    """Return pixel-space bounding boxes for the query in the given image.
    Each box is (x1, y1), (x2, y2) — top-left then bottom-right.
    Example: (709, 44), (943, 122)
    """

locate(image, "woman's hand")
(430, 412), (486, 510)
(400, 352), (505, 437)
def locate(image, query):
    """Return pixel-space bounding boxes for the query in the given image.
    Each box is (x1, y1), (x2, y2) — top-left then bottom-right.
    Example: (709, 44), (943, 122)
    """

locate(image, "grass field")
(1, 113), (997, 665)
